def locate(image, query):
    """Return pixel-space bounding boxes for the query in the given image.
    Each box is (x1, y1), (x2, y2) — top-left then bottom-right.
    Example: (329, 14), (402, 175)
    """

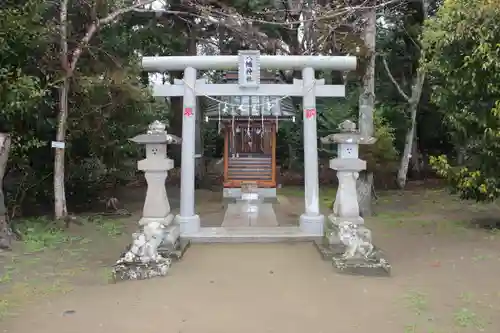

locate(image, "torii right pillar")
(320, 120), (391, 276)
(299, 67), (324, 235)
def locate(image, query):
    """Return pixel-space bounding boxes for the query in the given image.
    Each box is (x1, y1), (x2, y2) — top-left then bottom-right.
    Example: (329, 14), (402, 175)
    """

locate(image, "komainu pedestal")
(113, 221), (173, 281)
(330, 221), (390, 276)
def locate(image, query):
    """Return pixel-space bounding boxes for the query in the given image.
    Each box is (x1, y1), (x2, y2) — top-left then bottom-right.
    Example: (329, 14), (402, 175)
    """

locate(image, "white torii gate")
(142, 51), (357, 237)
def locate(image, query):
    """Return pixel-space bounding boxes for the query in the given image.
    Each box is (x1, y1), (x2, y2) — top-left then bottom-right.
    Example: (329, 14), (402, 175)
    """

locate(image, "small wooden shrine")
(204, 71), (296, 191)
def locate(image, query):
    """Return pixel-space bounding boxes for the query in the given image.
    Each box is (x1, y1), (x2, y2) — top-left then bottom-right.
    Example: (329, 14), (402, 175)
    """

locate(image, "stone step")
(228, 168), (272, 173)
(183, 226), (322, 243)
(227, 173), (272, 180)
(228, 159), (272, 166)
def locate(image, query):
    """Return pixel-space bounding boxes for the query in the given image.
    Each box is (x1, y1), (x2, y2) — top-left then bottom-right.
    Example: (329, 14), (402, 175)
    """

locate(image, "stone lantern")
(130, 120), (180, 230)
(320, 120), (390, 276)
(112, 120), (182, 282)
(323, 120), (375, 226)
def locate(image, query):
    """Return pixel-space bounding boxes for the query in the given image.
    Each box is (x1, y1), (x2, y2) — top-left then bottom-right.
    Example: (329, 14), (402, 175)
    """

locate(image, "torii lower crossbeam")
(153, 81), (345, 97)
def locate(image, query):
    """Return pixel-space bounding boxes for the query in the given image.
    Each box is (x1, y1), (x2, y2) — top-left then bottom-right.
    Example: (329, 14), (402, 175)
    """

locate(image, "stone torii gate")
(142, 51), (357, 237)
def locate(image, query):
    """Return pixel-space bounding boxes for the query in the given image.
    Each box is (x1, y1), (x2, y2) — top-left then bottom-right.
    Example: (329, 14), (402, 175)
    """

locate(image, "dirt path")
(2, 188), (500, 333)
(3, 239), (500, 333)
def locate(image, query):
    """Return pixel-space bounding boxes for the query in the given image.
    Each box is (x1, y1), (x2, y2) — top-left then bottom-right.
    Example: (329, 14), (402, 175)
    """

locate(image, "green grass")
(0, 266), (16, 284)
(400, 290), (492, 332)
(453, 308), (485, 330)
(17, 217), (70, 253)
(0, 215), (126, 321)
(277, 186), (336, 209)
(14, 215), (126, 254)
(92, 216), (125, 237)
(0, 299), (10, 319)
(277, 186), (304, 197)
(404, 291), (429, 315)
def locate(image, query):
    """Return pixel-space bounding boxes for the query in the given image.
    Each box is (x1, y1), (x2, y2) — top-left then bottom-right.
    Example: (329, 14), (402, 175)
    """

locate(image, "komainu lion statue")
(337, 221), (374, 259)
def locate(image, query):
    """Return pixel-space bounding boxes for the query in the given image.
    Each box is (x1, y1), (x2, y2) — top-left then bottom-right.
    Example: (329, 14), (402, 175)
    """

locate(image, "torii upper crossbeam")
(142, 55), (356, 71)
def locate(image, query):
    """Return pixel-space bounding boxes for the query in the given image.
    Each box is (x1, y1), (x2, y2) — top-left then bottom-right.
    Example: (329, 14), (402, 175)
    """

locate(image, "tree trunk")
(397, 116), (416, 188)
(54, 76), (69, 219)
(195, 94), (205, 188)
(169, 87), (183, 166)
(302, 0), (316, 54)
(0, 133), (12, 250)
(456, 145), (466, 165)
(410, 130), (421, 176)
(396, 71), (426, 189)
(287, 143), (294, 170)
(358, 10), (376, 139)
(54, 0), (70, 220)
(357, 6), (376, 217)
(385, 0), (429, 189)
(357, 171), (373, 217)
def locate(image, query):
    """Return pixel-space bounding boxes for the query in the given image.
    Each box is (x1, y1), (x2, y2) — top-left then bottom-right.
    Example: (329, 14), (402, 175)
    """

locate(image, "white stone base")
(162, 224), (180, 246)
(139, 214), (175, 226)
(299, 213), (324, 236)
(184, 226), (321, 243)
(175, 214), (201, 235)
(223, 187), (277, 199)
(328, 214), (364, 226)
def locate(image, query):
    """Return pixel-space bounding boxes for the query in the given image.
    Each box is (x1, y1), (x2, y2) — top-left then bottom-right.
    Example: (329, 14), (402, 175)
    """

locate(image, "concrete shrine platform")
(221, 203), (279, 227)
(184, 226), (321, 243)
(186, 201), (321, 243)
(118, 187), (323, 243)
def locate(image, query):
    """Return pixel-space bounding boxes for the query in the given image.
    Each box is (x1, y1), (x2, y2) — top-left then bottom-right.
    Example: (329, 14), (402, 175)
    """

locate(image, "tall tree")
(54, 0), (156, 219)
(0, 134), (12, 250)
(357, 2), (377, 216)
(382, 0), (429, 189)
(0, 0), (49, 246)
(423, 0), (500, 201)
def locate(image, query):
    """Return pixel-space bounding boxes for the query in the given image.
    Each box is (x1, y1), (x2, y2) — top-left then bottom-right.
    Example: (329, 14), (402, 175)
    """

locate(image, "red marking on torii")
(304, 108), (316, 119)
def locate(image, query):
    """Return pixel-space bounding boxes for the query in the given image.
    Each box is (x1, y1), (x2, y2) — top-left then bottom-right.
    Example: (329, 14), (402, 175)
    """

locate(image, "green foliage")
(430, 155), (500, 201)
(0, 0), (462, 220)
(376, 1), (450, 158)
(66, 69), (164, 203)
(0, 0), (170, 216)
(361, 107), (399, 173)
(422, 0), (500, 201)
(272, 82), (398, 174)
(0, 0), (50, 149)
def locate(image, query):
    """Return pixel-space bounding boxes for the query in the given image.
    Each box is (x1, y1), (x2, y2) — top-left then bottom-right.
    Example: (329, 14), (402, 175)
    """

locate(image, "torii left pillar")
(176, 67), (201, 234)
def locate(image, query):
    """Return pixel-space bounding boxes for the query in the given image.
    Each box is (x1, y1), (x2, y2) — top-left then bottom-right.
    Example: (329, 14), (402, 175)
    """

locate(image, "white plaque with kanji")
(238, 50), (260, 88)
